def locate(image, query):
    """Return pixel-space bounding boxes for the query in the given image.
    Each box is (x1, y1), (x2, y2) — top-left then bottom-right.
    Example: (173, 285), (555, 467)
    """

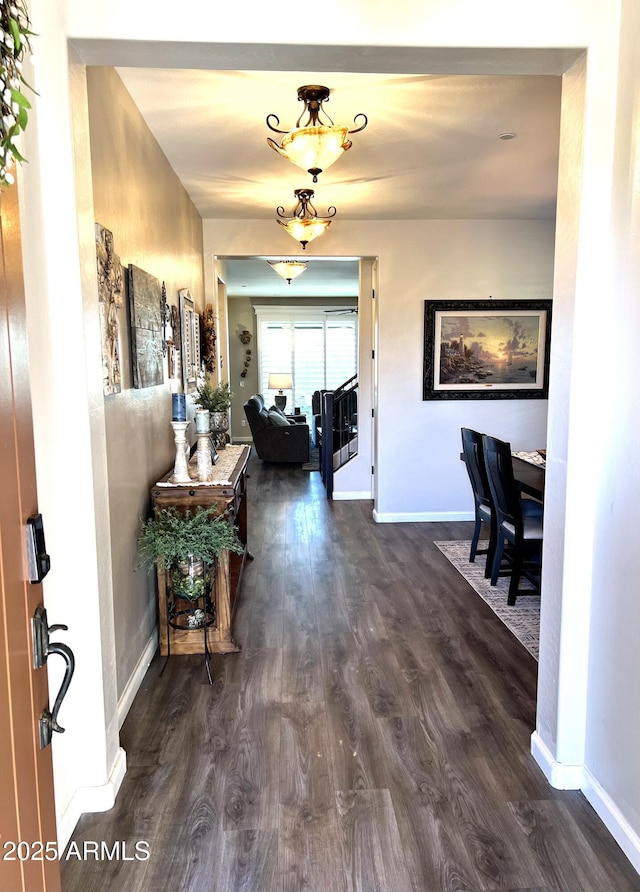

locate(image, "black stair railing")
(320, 375), (358, 499)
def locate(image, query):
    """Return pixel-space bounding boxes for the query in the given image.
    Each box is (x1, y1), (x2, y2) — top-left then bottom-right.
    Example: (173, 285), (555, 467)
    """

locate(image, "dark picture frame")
(128, 264), (164, 389)
(423, 299), (552, 400)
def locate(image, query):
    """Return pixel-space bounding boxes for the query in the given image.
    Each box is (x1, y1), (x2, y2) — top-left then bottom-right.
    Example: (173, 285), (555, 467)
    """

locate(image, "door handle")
(32, 606), (76, 748)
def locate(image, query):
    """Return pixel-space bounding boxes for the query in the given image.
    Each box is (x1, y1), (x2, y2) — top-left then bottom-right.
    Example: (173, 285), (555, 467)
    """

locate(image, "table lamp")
(268, 372), (292, 411)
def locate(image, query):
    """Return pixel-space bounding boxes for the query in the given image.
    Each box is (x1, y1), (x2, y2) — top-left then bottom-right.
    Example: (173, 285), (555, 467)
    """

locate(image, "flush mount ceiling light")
(276, 188), (337, 250)
(267, 259), (308, 284)
(266, 85), (368, 182)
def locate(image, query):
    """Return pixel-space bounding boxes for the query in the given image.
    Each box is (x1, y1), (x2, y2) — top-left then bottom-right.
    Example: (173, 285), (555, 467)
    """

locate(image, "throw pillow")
(269, 405), (289, 421)
(268, 409), (290, 427)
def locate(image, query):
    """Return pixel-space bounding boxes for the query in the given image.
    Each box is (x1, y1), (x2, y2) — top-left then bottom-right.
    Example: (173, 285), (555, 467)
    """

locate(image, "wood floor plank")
(320, 632), (391, 792)
(345, 595), (418, 718)
(212, 829), (280, 892)
(336, 789), (413, 892)
(223, 647), (282, 832)
(279, 700), (348, 892)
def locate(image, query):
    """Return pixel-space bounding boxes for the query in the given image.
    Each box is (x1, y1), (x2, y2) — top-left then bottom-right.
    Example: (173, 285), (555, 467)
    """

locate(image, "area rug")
(434, 540), (540, 660)
(302, 446), (320, 471)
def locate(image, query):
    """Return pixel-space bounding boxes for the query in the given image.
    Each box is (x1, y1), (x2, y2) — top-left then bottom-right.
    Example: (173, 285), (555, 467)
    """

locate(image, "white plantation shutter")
(326, 321), (357, 389)
(256, 310), (357, 417)
(293, 323), (324, 416)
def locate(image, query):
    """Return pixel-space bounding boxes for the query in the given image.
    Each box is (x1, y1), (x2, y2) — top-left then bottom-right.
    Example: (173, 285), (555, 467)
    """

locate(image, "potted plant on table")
(193, 376), (234, 448)
(138, 506), (243, 626)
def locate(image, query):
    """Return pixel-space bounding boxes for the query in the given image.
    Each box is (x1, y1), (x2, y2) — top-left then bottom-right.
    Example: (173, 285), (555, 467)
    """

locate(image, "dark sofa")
(243, 394), (310, 463)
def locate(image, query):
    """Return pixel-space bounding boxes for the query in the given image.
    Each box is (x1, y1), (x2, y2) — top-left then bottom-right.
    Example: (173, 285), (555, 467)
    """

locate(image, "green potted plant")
(0, 0), (35, 189)
(193, 377), (234, 448)
(138, 506), (244, 605)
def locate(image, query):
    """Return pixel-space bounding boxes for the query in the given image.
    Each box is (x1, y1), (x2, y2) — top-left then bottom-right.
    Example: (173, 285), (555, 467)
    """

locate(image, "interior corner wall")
(86, 67), (205, 701)
(227, 297), (259, 439)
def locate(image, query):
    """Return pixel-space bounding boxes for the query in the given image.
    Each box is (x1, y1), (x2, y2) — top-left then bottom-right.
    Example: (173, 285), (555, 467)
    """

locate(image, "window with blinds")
(256, 310), (357, 418)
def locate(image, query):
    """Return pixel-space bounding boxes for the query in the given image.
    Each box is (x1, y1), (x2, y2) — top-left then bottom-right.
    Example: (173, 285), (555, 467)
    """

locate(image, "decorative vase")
(211, 410), (229, 450)
(171, 556), (206, 600)
(169, 557), (216, 629)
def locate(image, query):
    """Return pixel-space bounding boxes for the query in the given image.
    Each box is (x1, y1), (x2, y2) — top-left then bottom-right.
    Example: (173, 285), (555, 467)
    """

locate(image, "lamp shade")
(271, 125), (352, 180)
(268, 373), (292, 391)
(277, 217), (332, 248)
(267, 260), (308, 283)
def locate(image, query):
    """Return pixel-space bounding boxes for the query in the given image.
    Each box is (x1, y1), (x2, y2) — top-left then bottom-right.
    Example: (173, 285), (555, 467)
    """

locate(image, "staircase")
(319, 375), (358, 499)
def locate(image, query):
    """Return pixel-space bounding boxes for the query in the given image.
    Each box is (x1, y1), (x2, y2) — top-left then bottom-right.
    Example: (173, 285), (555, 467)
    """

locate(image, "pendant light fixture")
(276, 188), (336, 250)
(267, 260), (308, 284)
(266, 85), (367, 182)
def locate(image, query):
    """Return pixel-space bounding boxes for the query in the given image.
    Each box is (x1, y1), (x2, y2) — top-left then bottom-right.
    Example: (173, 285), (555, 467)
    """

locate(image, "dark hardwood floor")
(61, 454), (640, 891)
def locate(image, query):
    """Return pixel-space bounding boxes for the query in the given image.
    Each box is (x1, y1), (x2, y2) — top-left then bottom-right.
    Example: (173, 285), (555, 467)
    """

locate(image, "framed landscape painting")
(423, 299), (552, 400)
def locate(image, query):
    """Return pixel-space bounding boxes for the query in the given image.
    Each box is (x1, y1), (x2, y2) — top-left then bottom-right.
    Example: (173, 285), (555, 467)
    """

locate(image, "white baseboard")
(372, 510), (474, 523)
(582, 768), (640, 874)
(332, 490), (372, 500)
(232, 436), (253, 444)
(530, 731), (584, 789)
(57, 746), (127, 851)
(117, 631), (158, 729)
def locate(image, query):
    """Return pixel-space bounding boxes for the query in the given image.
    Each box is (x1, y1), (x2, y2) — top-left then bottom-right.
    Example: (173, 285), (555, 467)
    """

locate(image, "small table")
(150, 444), (251, 664)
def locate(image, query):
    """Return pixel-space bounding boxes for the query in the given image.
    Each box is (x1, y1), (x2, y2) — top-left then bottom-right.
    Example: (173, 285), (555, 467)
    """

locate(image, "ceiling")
(115, 68), (562, 298)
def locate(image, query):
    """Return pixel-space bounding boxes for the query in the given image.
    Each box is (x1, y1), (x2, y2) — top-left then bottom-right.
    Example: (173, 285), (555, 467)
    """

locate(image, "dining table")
(459, 449), (545, 502)
(511, 452), (545, 501)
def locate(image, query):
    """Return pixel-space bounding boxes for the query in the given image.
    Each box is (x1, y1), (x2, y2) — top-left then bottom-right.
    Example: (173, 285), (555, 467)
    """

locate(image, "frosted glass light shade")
(271, 126), (352, 178)
(267, 260), (308, 283)
(278, 217), (331, 249)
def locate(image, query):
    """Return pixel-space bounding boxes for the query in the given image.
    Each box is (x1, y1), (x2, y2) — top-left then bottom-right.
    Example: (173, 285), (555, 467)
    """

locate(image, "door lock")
(26, 513), (51, 583)
(32, 606), (75, 748)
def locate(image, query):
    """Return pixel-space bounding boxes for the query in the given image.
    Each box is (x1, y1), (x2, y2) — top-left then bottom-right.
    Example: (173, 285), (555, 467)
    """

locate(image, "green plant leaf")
(10, 144), (26, 163)
(10, 88), (31, 110)
(8, 18), (22, 54)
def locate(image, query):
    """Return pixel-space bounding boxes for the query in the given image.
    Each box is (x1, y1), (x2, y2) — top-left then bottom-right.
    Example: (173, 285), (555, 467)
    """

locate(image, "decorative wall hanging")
(128, 265), (164, 389)
(0, 0), (34, 189)
(179, 288), (201, 394)
(95, 223), (123, 395)
(423, 299), (552, 400)
(201, 303), (217, 373)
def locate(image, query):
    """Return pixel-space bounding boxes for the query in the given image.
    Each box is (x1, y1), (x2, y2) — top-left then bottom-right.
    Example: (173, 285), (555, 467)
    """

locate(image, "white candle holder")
(170, 421), (191, 483)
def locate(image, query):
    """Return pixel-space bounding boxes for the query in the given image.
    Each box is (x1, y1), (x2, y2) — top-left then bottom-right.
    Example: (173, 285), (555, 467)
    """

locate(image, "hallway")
(61, 455), (640, 891)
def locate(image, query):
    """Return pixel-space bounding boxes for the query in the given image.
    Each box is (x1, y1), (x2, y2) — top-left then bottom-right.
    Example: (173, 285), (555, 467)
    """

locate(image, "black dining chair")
(482, 434), (544, 604)
(461, 427), (496, 575)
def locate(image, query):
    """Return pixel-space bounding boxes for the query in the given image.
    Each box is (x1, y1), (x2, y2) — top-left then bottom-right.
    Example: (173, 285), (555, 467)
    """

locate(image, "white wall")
(203, 218), (554, 519)
(20, 0), (640, 872)
(581, 0), (640, 854)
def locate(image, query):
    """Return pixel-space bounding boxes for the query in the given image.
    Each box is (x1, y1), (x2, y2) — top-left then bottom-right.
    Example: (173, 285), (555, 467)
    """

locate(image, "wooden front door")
(0, 182), (62, 891)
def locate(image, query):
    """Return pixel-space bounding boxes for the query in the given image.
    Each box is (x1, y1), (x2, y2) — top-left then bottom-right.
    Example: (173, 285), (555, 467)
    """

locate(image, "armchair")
(243, 394), (310, 463)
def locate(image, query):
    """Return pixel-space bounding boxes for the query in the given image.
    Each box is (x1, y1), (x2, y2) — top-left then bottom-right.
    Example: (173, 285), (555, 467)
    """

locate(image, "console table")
(150, 444), (251, 659)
